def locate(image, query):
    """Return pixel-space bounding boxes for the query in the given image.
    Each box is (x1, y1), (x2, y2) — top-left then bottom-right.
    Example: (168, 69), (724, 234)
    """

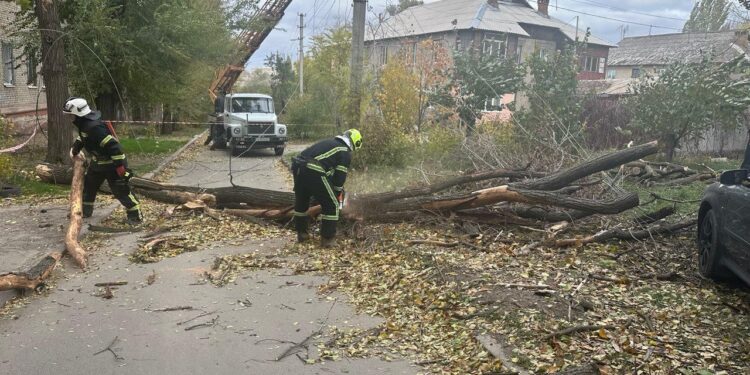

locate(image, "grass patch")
(6, 174), (69, 197)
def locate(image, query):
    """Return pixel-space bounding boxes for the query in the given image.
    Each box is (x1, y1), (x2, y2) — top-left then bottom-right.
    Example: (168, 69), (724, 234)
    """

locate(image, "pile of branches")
(623, 160), (716, 187)
(35, 142), (696, 246)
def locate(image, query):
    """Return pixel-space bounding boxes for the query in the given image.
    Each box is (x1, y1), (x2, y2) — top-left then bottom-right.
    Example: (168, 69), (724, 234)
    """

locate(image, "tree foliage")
(629, 55), (750, 161)
(683, 0), (731, 32)
(265, 53), (296, 114)
(517, 46), (584, 147)
(432, 50), (524, 130)
(385, 0), (423, 16)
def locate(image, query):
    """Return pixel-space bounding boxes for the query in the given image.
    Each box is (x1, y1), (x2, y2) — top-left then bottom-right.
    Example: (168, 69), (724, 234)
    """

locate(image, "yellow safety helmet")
(344, 129), (363, 151)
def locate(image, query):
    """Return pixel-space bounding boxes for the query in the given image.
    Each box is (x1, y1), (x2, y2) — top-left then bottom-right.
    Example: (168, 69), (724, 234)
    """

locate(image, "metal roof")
(366, 0), (615, 47)
(609, 31), (749, 66)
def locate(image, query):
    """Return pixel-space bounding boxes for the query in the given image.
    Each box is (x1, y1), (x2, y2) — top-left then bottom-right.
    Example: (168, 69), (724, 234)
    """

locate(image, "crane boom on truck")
(208, 0), (294, 156)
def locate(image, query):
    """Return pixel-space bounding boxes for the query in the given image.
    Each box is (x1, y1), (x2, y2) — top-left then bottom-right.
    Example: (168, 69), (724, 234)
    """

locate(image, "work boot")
(126, 209), (143, 225)
(297, 232), (311, 243)
(82, 204), (94, 218)
(320, 237), (336, 248)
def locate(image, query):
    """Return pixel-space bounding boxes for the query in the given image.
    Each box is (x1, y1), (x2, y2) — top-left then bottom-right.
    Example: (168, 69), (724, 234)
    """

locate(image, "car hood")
(227, 113), (277, 123)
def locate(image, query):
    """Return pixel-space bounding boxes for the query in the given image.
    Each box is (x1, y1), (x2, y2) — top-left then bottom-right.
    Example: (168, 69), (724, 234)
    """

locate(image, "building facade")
(1, 2), (47, 135)
(365, 0), (615, 81)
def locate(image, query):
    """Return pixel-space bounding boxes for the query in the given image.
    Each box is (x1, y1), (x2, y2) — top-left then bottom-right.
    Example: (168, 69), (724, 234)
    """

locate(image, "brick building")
(365, 0), (615, 80)
(1, 2), (46, 135)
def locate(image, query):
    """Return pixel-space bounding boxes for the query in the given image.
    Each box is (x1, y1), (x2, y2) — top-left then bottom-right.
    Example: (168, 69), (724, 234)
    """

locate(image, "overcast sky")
(248, 0), (745, 68)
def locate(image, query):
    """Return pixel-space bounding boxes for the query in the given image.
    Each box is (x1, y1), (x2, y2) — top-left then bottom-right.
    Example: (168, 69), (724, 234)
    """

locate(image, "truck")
(206, 0), (294, 156)
(210, 93), (287, 156)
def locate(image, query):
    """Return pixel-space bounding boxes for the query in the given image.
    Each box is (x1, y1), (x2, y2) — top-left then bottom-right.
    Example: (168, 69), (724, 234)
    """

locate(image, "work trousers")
(292, 167), (339, 240)
(83, 166), (141, 219)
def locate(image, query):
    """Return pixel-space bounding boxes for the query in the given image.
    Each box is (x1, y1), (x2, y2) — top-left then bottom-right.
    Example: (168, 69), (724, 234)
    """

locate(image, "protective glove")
(69, 148), (84, 161)
(337, 190), (345, 210)
(116, 166), (134, 182)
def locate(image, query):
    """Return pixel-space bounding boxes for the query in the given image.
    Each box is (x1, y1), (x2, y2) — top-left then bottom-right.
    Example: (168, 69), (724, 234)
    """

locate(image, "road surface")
(0, 145), (416, 375)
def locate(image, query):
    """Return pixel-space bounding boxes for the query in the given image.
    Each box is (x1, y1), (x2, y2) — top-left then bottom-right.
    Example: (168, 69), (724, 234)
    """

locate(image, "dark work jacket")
(298, 138), (352, 191)
(71, 111), (127, 171)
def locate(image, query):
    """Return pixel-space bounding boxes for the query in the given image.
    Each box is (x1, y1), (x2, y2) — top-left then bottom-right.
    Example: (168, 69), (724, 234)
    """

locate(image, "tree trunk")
(95, 92), (119, 121)
(664, 134), (677, 162)
(36, 0), (71, 164)
(66, 158), (87, 268)
(0, 252), (63, 292)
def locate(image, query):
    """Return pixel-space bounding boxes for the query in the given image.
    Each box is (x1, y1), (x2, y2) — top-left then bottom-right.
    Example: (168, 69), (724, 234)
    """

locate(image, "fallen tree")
(36, 142), (661, 224)
(0, 159), (88, 292)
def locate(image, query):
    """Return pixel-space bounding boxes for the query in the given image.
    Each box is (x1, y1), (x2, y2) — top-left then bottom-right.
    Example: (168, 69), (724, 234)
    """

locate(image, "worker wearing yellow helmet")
(290, 129), (362, 248)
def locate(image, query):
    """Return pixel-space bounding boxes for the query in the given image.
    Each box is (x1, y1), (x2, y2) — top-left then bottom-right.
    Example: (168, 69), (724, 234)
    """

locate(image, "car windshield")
(231, 98), (274, 113)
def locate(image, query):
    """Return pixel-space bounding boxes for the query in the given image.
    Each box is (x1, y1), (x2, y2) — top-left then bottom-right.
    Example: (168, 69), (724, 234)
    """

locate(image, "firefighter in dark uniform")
(291, 129), (362, 247)
(64, 97), (142, 224)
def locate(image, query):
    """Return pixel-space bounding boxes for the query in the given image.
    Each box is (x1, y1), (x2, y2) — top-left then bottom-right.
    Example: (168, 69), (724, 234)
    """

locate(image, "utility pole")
(298, 13), (305, 98)
(349, 0), (367, 127)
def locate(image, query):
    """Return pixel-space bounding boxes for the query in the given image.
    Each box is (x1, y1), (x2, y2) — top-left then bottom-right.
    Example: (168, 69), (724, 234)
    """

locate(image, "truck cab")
(211, 93), (287, 156)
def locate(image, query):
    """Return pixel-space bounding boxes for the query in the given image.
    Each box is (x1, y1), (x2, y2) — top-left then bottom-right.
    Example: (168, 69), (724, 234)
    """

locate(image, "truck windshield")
(231, 98), (274, 113)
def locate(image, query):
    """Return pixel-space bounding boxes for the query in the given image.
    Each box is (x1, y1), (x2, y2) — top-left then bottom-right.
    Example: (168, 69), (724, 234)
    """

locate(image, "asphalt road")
(0, 145), (416, 375)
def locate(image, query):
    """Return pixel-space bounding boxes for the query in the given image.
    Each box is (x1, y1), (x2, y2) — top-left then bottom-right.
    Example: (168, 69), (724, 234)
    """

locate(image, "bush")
(0, 117), (13, 182)
(354, 115), (412, 168)
(417, 124), (464, 166)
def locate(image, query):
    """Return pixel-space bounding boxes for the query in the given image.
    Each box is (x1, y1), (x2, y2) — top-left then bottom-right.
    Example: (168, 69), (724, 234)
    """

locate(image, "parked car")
(697, 169), (750, 284)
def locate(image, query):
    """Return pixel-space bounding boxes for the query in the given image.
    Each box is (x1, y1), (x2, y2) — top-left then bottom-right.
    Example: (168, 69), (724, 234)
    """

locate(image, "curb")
(0, 130), (207, 309)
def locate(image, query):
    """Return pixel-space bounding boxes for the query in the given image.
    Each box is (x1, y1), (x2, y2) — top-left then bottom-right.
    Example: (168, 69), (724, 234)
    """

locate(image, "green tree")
(432, 50), (524, 131)
(629, 56), (750, 161)
(236, 68), (272, 96)
(265, 53), (297, 114)
(386, 0), (423, 16)
(683, 0), (731, 32)
(518, 46), (584, 147)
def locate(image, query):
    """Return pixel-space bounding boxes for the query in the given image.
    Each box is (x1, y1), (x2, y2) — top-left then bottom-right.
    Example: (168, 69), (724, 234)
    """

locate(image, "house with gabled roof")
(607, 30), (750, 80)
(365, 0), (616, 80)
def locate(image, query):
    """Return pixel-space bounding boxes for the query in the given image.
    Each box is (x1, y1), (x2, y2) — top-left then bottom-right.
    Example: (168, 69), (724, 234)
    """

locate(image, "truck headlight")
(278, 127), (286, 135)
(233, 127), (241, 135)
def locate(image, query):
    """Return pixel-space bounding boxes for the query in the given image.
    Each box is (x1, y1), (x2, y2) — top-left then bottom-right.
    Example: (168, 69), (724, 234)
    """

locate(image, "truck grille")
(244, 123), (274, 135)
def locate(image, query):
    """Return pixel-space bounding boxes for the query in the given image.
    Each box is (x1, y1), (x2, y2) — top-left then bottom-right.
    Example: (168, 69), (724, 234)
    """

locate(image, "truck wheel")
(212, 125), (227, 150)
(274, 146), (285, 156)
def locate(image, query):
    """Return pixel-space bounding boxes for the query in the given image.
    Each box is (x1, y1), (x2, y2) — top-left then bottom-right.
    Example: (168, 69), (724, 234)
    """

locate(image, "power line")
(559, 0), (689, 22)
(553, 6), (684, 31)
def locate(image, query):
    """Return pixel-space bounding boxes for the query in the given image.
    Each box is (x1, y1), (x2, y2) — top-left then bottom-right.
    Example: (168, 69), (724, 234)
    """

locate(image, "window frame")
(26, 55), (38, 88)
(482, 33), (507, 59)
(2, 42), (16, 87)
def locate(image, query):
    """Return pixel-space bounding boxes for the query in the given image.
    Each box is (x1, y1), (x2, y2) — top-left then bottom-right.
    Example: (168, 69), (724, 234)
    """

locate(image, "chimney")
(538, 0), (549, 16)
(487, 0), (498, 7)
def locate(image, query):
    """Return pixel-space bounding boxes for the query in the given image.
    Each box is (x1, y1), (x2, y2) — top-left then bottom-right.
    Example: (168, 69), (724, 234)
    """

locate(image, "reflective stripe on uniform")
(100, 135), (114, 147)
(127, 205), (141, 212)
(111, 154), (126, 160)
(335, 165), (348, 173)
(306, 163), (327, 174)
(333, 186), (343, 192)
(293, 211), (308, 217)
(321, 215), (338, 221)
(96, 160), (113, 165)
(128, 194), (140, 206)
(76, 136), (82, 142)
(320, 176), (339, 221)
(314, 147), (348, 161)
(83, 202), (95, 206)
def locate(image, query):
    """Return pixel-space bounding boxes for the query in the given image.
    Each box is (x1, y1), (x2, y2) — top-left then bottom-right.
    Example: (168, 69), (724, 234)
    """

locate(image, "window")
(379, 45), (388, 65)
(2, 42), (15, 86)
(482, 34), (507, 58)
(230, 97), (273, 114)
(631, 67), (641, 78)
(27, 55), (37, 87)
(539, 48), (548, 61)
(606, 69), (616, 79)
(580, 55), (600, 72)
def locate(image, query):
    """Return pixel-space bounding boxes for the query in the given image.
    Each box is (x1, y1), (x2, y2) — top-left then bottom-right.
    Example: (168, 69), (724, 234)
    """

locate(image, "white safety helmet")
(63, 97), (92, 117)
